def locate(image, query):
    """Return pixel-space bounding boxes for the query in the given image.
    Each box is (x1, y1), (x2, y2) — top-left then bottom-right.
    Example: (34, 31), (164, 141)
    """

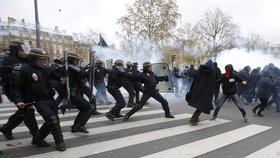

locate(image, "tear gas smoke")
(93, 43), (164, 67)
(216, 48), (280, 72)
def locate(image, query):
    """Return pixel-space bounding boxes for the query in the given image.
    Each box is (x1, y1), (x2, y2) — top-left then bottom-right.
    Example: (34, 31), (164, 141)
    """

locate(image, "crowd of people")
(0, 40), (279, 152)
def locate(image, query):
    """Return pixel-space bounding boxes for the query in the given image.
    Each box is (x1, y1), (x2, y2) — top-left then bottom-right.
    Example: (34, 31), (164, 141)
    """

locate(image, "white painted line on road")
(244, 139), (280, 158)
(0, 107), (148, 123)
(141, 124), (271, 158)
(24, 118), (229, 158)
(0, 105), (140, 115)
(0, 109), (181, 150)
(0, 107), (154, 134)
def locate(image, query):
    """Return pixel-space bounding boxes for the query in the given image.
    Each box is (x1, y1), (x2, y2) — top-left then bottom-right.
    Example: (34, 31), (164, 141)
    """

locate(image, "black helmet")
(29, 48), (48, 61)
(96, 59), (104, 64)
(114, 59), (124, 66)
(143, 61), (152, 68)
(9, 40), (30, 54)
(143, 62), (152, 72)
(126, 61), (133, 67)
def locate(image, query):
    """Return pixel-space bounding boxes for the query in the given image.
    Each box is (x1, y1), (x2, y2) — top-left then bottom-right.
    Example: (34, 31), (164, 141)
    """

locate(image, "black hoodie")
(217, 64), (244, 95)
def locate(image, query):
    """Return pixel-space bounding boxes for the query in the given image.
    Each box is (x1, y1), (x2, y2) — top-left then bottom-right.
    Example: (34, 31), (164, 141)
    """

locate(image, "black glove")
(164, 75), (169, 82)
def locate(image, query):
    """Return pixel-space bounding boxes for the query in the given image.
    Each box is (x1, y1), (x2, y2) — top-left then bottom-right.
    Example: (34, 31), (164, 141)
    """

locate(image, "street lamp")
(34, 0), (41, 48)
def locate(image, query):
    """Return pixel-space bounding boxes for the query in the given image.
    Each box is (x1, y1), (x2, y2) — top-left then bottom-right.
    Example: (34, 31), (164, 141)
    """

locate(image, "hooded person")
(210, 64), (248, 123)
(186, 59), (216, 126)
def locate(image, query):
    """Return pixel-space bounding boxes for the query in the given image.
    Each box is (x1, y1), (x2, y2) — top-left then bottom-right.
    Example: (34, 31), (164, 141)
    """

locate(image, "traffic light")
(171, 54), (176, 61)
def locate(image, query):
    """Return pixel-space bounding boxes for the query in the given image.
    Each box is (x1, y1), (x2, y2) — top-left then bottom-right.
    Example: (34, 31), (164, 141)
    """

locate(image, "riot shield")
(152, 63), (174, 93)
(88, 47), (96, 96)
(60, 51), (71, 114)
(106, 59), (113, 70)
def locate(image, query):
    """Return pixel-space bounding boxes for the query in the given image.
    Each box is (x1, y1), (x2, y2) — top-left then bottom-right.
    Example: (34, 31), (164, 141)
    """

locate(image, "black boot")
(48, 116), (66, 151)
(31, 122), (51, 147)
(0, 124), (14, 140)
(114, 113), (124, 118)
(105, 111), (115, 122)
(123, 114), (130, 121)
(123, 104), (143, 121)
(162, 105), (175, 118)
(90, 102), (102, 115)
(31, 137), (50, 147)
(72, 108), (92, 133)
(0, 110), (25, 140)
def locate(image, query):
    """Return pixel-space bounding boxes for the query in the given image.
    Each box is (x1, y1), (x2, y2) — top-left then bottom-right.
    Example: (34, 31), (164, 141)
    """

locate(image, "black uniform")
(0, 52), (33, 140)
(132, 63), (143, 104)
(105, 65), (132, 121)
(10, 61), (65, 150)
(123, 66), (136, 107)
(68, 64), (94, 133)
(123, 68), (174, 121)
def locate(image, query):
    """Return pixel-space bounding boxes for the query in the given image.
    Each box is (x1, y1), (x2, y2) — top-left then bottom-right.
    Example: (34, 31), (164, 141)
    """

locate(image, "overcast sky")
(1, 0), (280, 46)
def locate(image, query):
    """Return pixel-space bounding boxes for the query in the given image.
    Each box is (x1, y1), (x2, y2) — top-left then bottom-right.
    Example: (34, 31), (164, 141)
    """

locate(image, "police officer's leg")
(71, 93), (93, 133)
(123, 92), (150, 121)
(123, 81), (136, 107)
(151, 91), (174, 118)
(80, 87), (101, 115)
(22, 105), (49, 146)
(106, 87), (126, 121)
(0, 110), (24, 139)
(211, 93), (228, 120)
(35, 99), (65, 151)
(134, 83), (143, 104)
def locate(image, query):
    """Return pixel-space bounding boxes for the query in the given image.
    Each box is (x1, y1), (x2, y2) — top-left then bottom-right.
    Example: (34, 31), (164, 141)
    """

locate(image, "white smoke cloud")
(93, 43), (164, 67)
(216, 48), (280, 72)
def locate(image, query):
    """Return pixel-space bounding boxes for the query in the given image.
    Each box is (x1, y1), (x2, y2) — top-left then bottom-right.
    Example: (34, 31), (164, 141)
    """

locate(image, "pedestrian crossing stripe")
(0, 105), (116, 112)
(0, 107), (149, 123)
(0, 108), (156, 134)
(24, 118), (230, 158)
(244, 139), (280, 158)
(141, 124), (271, 158)
(0, 111), (190, 151)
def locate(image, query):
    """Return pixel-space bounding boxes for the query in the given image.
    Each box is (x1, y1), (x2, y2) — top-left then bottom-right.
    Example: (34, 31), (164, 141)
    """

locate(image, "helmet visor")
(20, 44), (31, 55)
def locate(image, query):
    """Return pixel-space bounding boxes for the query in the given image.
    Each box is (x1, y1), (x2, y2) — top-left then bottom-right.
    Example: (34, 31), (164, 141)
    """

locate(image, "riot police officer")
(0, 40), (41, 142)
(10, 48), (66, 151)
(105, 59), (132, 121)
(66, 52), (94, 133)
(132, 62), (143, 104)
(123, 61), (136, 107)
(123, 62), (175, 121)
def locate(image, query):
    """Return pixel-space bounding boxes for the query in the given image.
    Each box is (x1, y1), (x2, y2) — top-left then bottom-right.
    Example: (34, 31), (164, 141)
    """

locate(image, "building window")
(271, 47), (274, 52)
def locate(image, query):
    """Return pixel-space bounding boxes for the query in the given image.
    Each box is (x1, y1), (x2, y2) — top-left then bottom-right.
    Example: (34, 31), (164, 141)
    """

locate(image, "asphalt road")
(0, 93), (279, 158)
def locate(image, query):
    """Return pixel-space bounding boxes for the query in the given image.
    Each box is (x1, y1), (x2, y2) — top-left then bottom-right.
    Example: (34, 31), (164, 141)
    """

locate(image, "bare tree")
(194, 7), (240, 59)
(243, 32), (266, 51)
(117, 0), (181, 48)
(72, 29), (99, 45)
